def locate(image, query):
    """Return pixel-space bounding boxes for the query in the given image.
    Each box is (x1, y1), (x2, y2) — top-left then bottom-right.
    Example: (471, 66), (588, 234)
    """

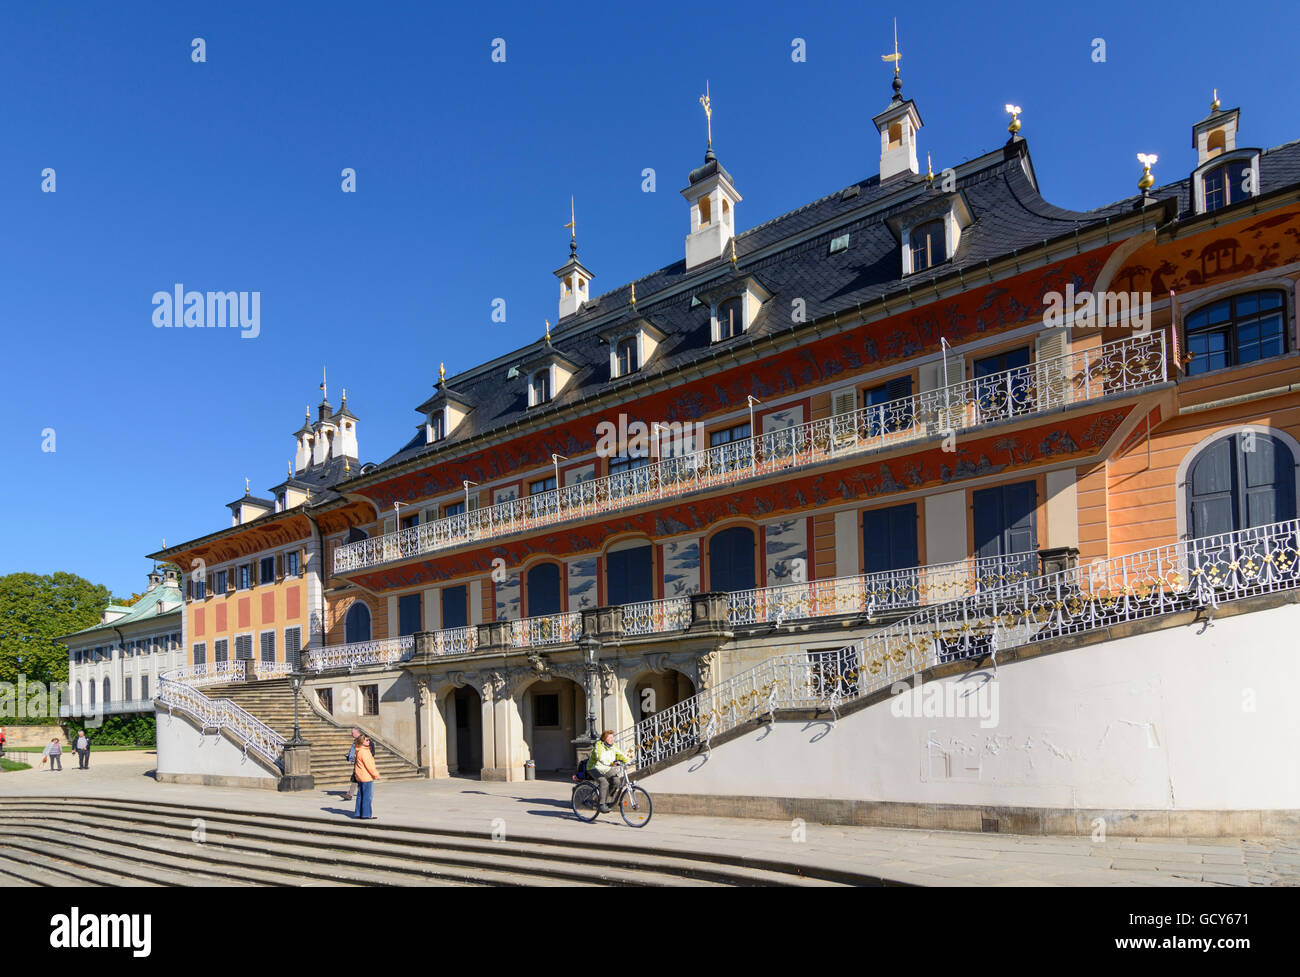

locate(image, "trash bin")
(524, 759), (535, 780)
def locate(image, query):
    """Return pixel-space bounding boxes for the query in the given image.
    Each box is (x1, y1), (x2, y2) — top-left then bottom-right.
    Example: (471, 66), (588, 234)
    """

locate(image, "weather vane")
(699, 81), (713, 148)
(881, 18), (901, 77)
(320, 366), (327, 401)
(564, 196), (576, 242)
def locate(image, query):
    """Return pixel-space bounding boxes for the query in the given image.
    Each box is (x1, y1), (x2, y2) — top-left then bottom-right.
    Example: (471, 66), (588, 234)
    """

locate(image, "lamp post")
(578, 633), (601, 741)
(289, 670), (305, 746)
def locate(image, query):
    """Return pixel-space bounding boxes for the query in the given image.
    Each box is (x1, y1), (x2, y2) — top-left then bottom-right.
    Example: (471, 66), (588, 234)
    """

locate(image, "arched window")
(89, 682), (95, 708)
(102, 678), (111, 705)
(717, 297), (743, 340)
(344, 602), (372, 644)
(75, 681), (82, 707)
(708, 526), (756, 593)
(531, 370), (551, 405)
(1206, 129), (1226, 157)
(526, 563), (562, 617)
(1185, 290), (1287, 376)
(1186, 432), (1297, 539)
(1202, 158), (1251, 212)
(909, 219), (945, 272)
(887, 122), (902, 150)
(606, 544), (653, 606)
(698, 195), (711, 226)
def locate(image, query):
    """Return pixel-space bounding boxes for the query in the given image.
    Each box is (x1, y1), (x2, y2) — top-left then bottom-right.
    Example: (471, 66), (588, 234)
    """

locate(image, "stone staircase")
(203, 679), (422, 787)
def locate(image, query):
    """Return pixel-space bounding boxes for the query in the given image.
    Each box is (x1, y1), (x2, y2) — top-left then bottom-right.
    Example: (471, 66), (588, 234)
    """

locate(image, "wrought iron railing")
(302, 636), (416, 673)
(157, 671), (286, 766)
(618, 518), (1299, 768)
(509, 611), (583, 648)
(727, 551), (1037, 626)
(622, 597), (693, 636)
(167, 661), (247, 688)
(422, 626), (478, 657)
(335, 333), (1168, 574)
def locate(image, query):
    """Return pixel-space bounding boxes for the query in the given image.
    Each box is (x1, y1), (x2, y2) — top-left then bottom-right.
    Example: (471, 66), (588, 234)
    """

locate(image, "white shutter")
(830, 387), (858, 445)
(918, 355), (964, 431)
(1034, 330), (1070, 408)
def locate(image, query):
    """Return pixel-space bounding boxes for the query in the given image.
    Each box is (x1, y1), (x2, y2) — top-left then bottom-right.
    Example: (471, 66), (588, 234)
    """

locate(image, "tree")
(0, 572), (112, 686)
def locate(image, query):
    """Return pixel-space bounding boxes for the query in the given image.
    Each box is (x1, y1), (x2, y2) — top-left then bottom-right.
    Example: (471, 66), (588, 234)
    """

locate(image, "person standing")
(75, 730), (90, 769)
(0, 727), (6, 759)
(353, 735), (380, 820)
(41, 737), (63, 771)
(343, 727), (361, 801)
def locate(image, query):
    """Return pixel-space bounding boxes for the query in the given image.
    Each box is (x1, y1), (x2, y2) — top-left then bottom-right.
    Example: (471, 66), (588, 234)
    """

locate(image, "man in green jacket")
(586, 729), (631, 812)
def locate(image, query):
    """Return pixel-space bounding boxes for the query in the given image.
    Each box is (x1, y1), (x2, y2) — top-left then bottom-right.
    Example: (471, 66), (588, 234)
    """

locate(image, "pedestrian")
(352, 735), (380, 820)
(75, 730), (90, 769)
(0, 726), (6, 759)
(343, 727), (361, 801)
(41, 737), (63, 771)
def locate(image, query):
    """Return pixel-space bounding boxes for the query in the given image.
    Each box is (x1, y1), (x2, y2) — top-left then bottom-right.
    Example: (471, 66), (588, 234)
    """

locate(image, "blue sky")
(2, 0), (1298, 598)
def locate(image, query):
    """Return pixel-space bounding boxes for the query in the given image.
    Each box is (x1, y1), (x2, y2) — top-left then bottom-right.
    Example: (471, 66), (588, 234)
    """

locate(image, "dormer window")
(909, 219), (945, 272)
(698, 195), (712, 226)
(429, 409), (445, 442)
(531, 369), (551, 406)
(718, 297), (743, 340)
(1202, 159), (1251, 213)
(615, 336), (638, 377)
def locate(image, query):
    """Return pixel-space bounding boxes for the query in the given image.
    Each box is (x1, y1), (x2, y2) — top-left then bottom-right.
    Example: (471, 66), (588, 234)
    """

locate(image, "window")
(698, 194), (711, 226)
(284, 551), (300, 578)
(75, 681), (82, 706)
(716, 297), (743, 340)
(361, 684), (380, 716)
(530, 476), (556, 495)
(345, 602), (371, 644)
(429, 410), (445, 442)
(829, 233), (850, 254)
(234, 634), (254, 661)
(531, 370), (551, 405)
(1186, 432), (1297, 538)
(529, 476), (558, 520)
(710, 422), (752, 471)
(214, 569), (228, 593)
(319, 688), (333, 714)
(285, 627), (302, 669)
(398, 593), (422, 636)
(609, 450), (651, 477)
(102, 678), (110, 704)
(863, 503), (920, 604)
(193, 575), (206, 600)
(909, 219), (945, 273)
(443, 501), (466, 518)
(973, 346), (1033, 419)
(534, 693), (560, 727)
(972, 482), (1039, 581)
(606, 545), (653, 606)
(615, 336), (639, 376)
(213, 638), (228, 663)
(441, 585), (468, 630)
(1185, 291), (1287, 377)
(400, 513), (419, 530)
(708, 526), (756, 593)
(863, 376), (915, 434)
(193, 642), (206, 666)
(259, 556), (275, 584)
(141, 675), (149, 700)
(1202, 159), (1251, 213)
(124, 677), (132, 702)
(237, 564), (251, 590)
(260, 630), (276, 663)
(526, 563), (562, 617)
(89, 681), (95, 707)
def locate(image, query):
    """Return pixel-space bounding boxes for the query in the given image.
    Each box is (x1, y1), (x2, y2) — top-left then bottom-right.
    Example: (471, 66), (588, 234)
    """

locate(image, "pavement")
(2, 751), (1297, 886)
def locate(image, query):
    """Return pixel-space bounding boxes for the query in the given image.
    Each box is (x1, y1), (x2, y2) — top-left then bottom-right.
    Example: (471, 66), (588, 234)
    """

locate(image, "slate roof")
(369, 135), (1300, 478)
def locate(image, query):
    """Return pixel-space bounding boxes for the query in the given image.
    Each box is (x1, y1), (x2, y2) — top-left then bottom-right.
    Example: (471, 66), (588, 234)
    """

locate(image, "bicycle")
(571, 763), (652, 827)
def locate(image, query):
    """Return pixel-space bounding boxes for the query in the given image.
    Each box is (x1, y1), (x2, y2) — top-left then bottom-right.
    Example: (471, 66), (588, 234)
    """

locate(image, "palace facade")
(152, 80), (1300, 788)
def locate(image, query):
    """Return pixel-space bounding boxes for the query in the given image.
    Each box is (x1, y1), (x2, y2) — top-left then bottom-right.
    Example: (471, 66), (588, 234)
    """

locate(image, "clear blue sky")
(2, 0), (1298, 598)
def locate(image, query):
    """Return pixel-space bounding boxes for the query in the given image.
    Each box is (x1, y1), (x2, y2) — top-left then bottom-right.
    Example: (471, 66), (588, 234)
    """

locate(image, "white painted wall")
(924, 489), (966, 565)
(154, 709), (279, 782)
(649, 602), (1300, 811)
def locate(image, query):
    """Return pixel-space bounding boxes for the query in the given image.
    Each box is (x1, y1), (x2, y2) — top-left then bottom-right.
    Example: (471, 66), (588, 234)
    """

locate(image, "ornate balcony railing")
(622, 597), (693, 636)
(510, 611), (583, 649)
(335, 333), (1168, 574)
(618, 517), (1299, 768)
(423, 626), (478, 657)
(157, 671), (286, 766)
(727, 551), (1037, 626)
(302, 636), (415, 673)
(167, 661), (247, 688)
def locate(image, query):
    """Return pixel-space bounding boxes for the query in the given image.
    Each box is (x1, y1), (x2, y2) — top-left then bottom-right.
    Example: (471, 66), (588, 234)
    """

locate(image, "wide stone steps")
(0, 797), (856, 887)
(199, 680), (422, 786)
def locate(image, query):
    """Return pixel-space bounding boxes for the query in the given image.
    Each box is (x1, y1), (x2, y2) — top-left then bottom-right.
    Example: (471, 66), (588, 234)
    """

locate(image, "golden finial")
(304, 407), (310, 423)
(287, 461), (292, 477)
(244, 477), (250, 495)
(926, 152), (934, 184)
(630, 281), (637, 307)
(545, 319), (552, 343)
(320, 366), (327, 402)
(341, 387), (347, 406)
(699, 81), (713, 148)
(730, 238), (737, 266)
(1006, 104), (1022, 135)
(1211, 88), (1221, 112)
(439, 362), (446, 384)
(344, 457), (351, 474)
(1137, 153), (1158, 192)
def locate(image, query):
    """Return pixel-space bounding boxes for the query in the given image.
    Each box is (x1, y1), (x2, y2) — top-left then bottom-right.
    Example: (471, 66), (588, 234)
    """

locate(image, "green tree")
(0, 572), (112, 686)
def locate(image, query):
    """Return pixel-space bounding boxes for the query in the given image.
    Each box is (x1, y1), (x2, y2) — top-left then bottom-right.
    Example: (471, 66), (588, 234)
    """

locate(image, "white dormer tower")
(554, 228), (594, 321)
(1193, 92), (1239, 166)
(682, 148), (742, 269)
(872, 67), (923, 182)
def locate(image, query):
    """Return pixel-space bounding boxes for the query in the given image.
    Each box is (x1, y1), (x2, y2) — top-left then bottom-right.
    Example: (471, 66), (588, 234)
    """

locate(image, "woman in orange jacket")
(353, 735), (380, 820)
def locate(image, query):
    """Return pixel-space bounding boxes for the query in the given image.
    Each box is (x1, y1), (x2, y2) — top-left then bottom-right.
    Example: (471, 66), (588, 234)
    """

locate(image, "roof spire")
(699, 81), (714, 158)
(320, 366), (327, 403)
(881, 18), (902, 101)
(564, 195), (577, 260)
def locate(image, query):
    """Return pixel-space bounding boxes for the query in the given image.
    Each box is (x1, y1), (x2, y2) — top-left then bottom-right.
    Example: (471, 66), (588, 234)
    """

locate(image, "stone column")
(1038, 546), (1080, 578)
(689, 591), (730, 631)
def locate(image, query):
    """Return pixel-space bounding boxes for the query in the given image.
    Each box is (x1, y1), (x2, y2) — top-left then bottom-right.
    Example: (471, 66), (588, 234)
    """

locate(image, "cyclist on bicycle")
(586, 729), (631, 813)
